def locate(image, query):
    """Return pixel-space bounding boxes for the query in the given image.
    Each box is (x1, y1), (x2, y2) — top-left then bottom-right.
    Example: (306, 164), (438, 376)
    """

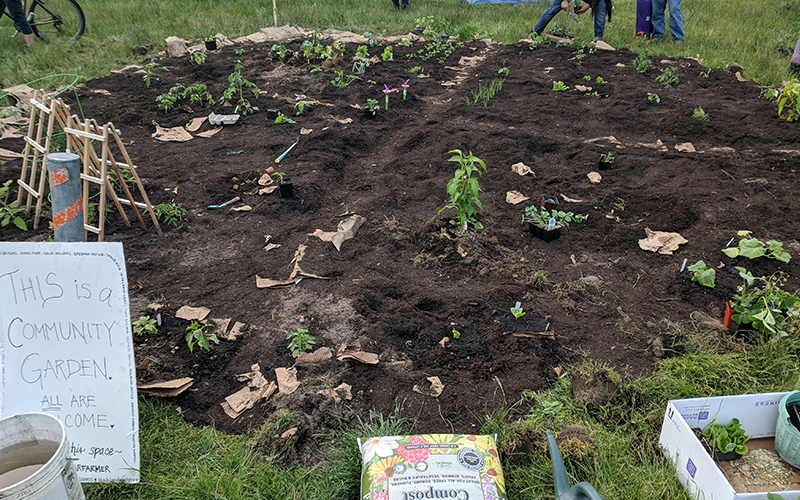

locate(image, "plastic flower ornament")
(383, 84), (393, 110)
(361, 436), (399, 462)
(401, 79), (410, 100)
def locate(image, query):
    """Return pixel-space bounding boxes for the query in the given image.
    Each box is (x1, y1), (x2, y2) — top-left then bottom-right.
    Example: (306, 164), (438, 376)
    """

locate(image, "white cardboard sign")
(0, 242), (139, 483)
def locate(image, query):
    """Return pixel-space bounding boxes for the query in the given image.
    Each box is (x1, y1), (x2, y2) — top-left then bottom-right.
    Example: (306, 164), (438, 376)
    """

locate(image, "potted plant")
(700, 418), (751, 462)
(272, 172), (293, 198)
(204, 36), (217, 51)
(522, 206), (588, 242)
(540, 194), (559, 210)
(364, 98), (379, 119)
(598, 151), (615, 170)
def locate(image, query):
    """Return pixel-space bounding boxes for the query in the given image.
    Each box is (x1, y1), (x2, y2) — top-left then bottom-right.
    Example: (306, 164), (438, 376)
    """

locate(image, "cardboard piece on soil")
(152, 124), (192, 142)
(587, 172), (602, 183)
(295, 347), (333, 366)
(300, 128), (313, 135)
(317, 382), (352, 402)
(223, 321), (246, 341)
(275, 366), (300, 394)
(675, 142), (696, 152)
(638, 139), (668, 152)
(176, 305), (210, 321)
(195, 128), (221, 138)
(691, 311), (727, 330)
(413, 376), (444, 397)
(221, 364), (276, 418)
(506, 191), (529, 205)
(638, 227), (687, 254)
(584, 135), (623, 147)
(138, 377), (194, 397)
(212, 317), (232, 338)
(165, 36), (188, 57)
(259, 186), (278, 195)
(1, 84), (36, 107)
(231, 205), (252, 212)
(258, 173), (274, 186)
(0, 147), (22, 159)
(511, 162), (534, 176)
(186, 117), (207, 132)
(336, 343), (379, 364)
(0, 126), (23, 140)
(310, 214), (366, 251)
(256, 243), (329, 288)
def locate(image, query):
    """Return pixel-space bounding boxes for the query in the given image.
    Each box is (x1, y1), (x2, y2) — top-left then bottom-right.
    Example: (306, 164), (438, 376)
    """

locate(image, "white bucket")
(0, 413), (84, 500)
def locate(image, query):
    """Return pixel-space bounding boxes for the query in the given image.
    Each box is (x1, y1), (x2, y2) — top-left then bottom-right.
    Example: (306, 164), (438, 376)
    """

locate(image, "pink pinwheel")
(383, 84), (393, 110)
(401, 80), (410, 100)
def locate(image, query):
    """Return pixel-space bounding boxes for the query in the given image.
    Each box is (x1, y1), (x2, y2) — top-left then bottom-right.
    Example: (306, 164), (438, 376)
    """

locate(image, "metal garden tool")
(568, 11), (579, 22)
(275, 136), (299, 164)
(546, 430), (605, 500)
(207, 196), (240, 209)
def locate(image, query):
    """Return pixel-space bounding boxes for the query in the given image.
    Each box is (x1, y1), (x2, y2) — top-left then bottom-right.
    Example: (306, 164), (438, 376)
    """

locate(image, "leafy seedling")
(702, 418), (750, 455)
(722, 237), (791, 263)
(152, 202), (186, 227)
(510, 306), (526, 319)
(647, 92), (660, 103)
(655, 66), (679, 86)
(185, 320), (218, 353)
(287, 328), (316, 357)
(133, 316), (158, 336)
(693, 106), (709, 120)
(552, 81), (569, 92)
(687, 261), (716, 288)
(438, 149), (488, 233)
(0, 179), (27, 230)
(275, 112), (296, 124)
(451, 328), (461, 340)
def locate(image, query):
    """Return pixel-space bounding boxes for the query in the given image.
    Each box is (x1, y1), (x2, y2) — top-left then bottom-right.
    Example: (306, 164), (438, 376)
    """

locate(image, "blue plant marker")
(548, 218), (556, 230)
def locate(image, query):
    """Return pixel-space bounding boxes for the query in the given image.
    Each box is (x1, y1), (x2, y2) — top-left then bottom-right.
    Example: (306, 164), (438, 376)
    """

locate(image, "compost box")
(659, 392), (800, 499)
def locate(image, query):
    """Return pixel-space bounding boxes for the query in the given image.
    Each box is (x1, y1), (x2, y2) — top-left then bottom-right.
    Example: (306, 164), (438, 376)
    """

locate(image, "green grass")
(1, 0), (799, 91)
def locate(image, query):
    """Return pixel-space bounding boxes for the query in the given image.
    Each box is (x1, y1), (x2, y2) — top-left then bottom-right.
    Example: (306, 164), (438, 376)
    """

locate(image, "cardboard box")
(659, 392), (800, 500)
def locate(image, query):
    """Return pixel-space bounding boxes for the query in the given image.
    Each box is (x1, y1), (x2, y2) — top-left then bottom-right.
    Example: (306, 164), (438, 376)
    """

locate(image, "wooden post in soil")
(272, 0), (277, 26)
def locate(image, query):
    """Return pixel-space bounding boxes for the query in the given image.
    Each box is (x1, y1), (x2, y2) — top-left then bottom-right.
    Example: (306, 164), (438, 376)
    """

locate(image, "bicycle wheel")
(29, 0), (85, 42)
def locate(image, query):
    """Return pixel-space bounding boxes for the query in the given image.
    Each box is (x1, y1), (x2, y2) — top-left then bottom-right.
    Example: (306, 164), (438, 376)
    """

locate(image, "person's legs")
(666, 0), (683, 41)
(592, 0), (607, 41)
(533, 0), (564, 35)
(651, 0), (666, 41)
(2, 0), (34, 45)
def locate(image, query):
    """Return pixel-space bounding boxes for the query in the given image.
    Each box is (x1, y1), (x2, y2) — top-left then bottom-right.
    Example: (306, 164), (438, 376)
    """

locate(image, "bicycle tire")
(29, 0), (85, 43)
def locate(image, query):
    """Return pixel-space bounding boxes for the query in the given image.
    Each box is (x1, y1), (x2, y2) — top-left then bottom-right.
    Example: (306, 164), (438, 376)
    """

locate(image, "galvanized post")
(47, 152), (84, 242)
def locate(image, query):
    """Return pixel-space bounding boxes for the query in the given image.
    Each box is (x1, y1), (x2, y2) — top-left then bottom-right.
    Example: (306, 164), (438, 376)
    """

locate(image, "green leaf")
(773, 250), (791, 263)
(721, 247), (740, 258)
(738, 238), (766, 259)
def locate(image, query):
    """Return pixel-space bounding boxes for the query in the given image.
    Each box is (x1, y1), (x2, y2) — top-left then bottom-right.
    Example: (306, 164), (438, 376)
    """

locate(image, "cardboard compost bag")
(357, 434), (507, 500)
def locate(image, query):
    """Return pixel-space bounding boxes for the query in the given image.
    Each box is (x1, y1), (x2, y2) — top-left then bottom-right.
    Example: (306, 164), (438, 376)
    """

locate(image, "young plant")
(381, 46), (393, 62)
(760, 88), (779, 101)
(439, 149), (488, 232)
(647, 92), (661, 103)
(596, 76), (606, 84)
(633, 52), (652, 73)
(203, 35), (215, 42)
(287, 328), (316, 357)
(600, 151), (615, 163)
(722, 237), (791, 263)
(0, 179), (27, 230)
(552, 81), (569, 92)
(687, 260), (716, 288)
(365, 98), (379, 112)
(551, 23), (573, 38)
(521, 207), (588, 227)
(331, 70), (359, 88)
(185, 320), (218, 353)
(275, 112), (296, 124)
(294, 100), (317, 115)
(143, 58), (167, 88)
(183, 84), (215, 107)
(702, 418), (751, 455)
(693, 107), (709, 120)
(133, 316), (158, 336)
(189, 52), (206, 65)
(730, 267), (800, 339)
(498, 66), (509, 76)
(510, 306), (526, 319)
(408, 66), (424, 74)
(655, 66), (679, 86)
(777, 80), (800, 122)
(466, 79), (503, 106)
(235, 48), (245, 55)
(272, 171), (288, 183)
(221, 60), (259, 116)
(156, 84), (185, 113)
(152, 202), (186, 227)
(451, 328), (461, 340)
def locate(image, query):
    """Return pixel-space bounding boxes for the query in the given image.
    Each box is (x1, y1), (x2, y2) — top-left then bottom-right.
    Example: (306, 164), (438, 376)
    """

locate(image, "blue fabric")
(2, 0), (32, 35)
(651, 0), (683, 42)
(592, 0), (606, 40)
(532, 0), (606, 40)
(532, 0), (564, 34)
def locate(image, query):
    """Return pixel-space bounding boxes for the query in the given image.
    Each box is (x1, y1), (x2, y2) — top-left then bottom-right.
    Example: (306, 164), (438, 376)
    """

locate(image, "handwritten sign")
(0, 242), (139, 483)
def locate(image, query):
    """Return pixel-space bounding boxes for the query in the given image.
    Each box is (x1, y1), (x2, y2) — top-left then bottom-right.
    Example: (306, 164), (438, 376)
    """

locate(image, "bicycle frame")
(3, 0), (62, 36)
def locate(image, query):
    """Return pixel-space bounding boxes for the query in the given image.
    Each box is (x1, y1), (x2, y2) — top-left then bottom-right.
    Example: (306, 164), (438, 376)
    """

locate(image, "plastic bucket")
(0, 413), (84, 500)
(775, 391), (800, 468)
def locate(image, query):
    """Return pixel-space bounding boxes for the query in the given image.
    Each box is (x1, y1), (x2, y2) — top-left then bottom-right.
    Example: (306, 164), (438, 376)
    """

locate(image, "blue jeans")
(651, 0), (683, 42)
(533, 0), (606, 41)
(2, 0), (32, 35)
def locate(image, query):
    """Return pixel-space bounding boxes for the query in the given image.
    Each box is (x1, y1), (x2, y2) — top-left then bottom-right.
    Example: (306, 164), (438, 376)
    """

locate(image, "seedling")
(596, 76), (606, 84)
(722, 237), (791, 263)
(143, 58), (167, 88)
(583, 75), (592, 81)
(0, 179), (27, 230)
(235, 48), (245, 55)
(633, 52), (652, 73)
(778, 80), (800, 122)
(600, 151), (615, 163)
(381, 46), (393, 62)
(438, 149), (488, 232)
(451, 328), (461, 340)
(155, 84), (185, 113)
(730, 267), (800, 339)
(331, 70), (359, 88)
(365, 98), (379, 112)
(687, 260), (716, 288)
(655, 67), (680, 86)
(551, 23), (573, 38)
(700, 69), (711, 78)
(401, 38), (413, 47)
(133, 316), (158, 336)
(183, 83), (215, 107)
(498, 66), (509, 76)
(152, 202), (187, 227)
(294, 100), (317, 115)
(467, 79), (503, 106)
(272, 171), (288, 183)
(702, 419), (750, 455)
(510, 305), (526, 319)
(647, 92), (661, 103)
(203, 35), (215, 42)
(185, 320), (218, 353)
(287, 328), (316, 357)
(221, 60), (259, 116)
(408, 66), (424, 74)
(275, 112), (296, 124)
(760, 88), (779, 101)
(693, 106), (709, 120)
(552, 81), (569, 92)
(522, 207), (587, 227)
(190, 52), (206, 65)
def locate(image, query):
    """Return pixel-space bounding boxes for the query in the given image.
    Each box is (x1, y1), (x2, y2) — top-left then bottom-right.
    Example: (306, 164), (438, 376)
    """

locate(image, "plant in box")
(598, 151), (615, 170)
(272, 171), (293, 198)
(521, 206), (587, 242)
(701, 418), (750, 461)
(729, 267), (800, 339)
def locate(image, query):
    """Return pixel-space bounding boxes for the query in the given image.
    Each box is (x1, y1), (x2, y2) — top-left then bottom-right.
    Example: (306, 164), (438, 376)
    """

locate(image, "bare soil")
(3, 33), (800, 456)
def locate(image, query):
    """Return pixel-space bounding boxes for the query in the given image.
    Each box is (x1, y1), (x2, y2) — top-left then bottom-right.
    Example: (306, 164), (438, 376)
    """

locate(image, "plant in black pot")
(701, 418), (750, 462)
(540, 194), (559, 210)
(598, 151), (615, 170)
(364, 98), (379, 119)
(521, 206), (587, 242)
(272, 171), (293, 198)
(204, 36), (217, 51)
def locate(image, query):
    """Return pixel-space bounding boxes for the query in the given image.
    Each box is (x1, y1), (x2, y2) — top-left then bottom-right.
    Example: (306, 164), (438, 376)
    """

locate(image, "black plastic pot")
(541, 195), (559, 210)
(266, 109), (280, 120)
(204, 39), (217, 51)
(279, 179), (294, 198)
(364, 108), (377, 119)
(530, 223), (562, 242)
(598, 160), (613, 170)
(712, 450), (743, 462)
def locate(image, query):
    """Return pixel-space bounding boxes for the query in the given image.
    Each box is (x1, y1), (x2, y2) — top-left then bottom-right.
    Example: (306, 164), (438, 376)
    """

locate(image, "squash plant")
(702, 418), (750, 455)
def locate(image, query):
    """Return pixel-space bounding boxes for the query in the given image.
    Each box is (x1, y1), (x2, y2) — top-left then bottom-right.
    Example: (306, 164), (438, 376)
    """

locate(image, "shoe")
(391, 1), (399, 8)
(401, 3), (408, 9)
(674, 40), (683, 45)
(652, 37), (661, 43)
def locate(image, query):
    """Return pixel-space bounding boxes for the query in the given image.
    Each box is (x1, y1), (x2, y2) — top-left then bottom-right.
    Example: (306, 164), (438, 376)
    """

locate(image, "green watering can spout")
(545, 430), (606, 500)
